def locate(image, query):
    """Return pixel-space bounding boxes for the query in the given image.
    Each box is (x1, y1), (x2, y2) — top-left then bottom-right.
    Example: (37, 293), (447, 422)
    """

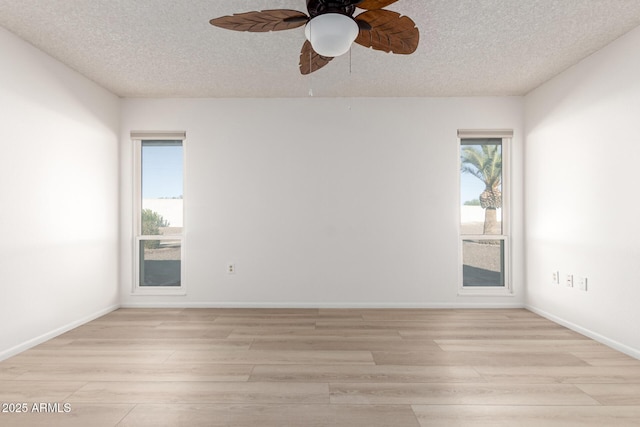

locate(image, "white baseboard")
(119, 301), (525, 309)
(526, 304), (640, 360)
(0, 304), (120, 362)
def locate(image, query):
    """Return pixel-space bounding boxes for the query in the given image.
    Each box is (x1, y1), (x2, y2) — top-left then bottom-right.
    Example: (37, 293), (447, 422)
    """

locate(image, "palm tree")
(461, 144), (502, 234)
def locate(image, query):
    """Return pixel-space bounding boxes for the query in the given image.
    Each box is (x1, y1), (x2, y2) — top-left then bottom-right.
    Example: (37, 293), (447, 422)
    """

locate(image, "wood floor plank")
(372, 351), (589, 367)
(155, 321), (231, 331)
(55, 338), (253, 351)
(249, 338), (439, 352)
(0, 381), (87, 402)
(229, 327), (400, 338)
(9, 363), (253, 382)
(85, 319), (165, 327)
(213, 317), (318, 327)
(5, 349), (174, 365)
(411, 405), (640, 427)
(99, 309), (217, 323)
(201, 308), (320, 317)
(572, 351), (640, 366)
(575, 384), (640, 405)
(319, 308), (531, 321)
(399, 329), (584, 340)
(475, 366), (640, 384)
(250, 365), (484, 383)
(118, 404), (420, 427)
(102, 308), (184, 318)
(0, 365), (26, 380)
(330, 383), (600, 405)
(167, 349), (375, 365)
(68, 381), (329, 404)
(316, 319), (568, 331)
(360, 312), (512, 322)
(435, 339), (609, 353)
(59, 325), (233, 339)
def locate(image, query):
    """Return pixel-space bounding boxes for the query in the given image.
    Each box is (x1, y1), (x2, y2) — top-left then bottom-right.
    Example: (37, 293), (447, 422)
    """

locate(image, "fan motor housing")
(307, 0), (358, 17)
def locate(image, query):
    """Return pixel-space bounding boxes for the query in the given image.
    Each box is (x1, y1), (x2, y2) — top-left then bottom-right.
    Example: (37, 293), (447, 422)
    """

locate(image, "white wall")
(0, 27), (120, 359)
(525, 26), (640, 357)
(120, 97), (524, 307)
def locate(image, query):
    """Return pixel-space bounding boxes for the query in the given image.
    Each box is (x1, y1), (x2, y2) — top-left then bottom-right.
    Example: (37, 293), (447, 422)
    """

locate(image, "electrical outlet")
(227, 263), (235, 274)
(566, 274), (574, 287)
(577, 276), (588, 291)
(552, 271), (560, 285)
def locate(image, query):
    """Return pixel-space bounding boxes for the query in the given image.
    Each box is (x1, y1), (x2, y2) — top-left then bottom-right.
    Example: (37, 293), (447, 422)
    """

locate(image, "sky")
(142, 145), (183, 199)
(461, 174), (487, 205)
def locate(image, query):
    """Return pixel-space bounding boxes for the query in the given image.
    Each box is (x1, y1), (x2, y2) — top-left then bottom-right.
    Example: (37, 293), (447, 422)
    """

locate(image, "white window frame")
(132, 131), (186, 295)
(457, 129), (512, 296)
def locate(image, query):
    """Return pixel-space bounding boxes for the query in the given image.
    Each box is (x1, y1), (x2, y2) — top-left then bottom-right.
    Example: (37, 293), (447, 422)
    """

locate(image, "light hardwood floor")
(1, 308), (640, 426)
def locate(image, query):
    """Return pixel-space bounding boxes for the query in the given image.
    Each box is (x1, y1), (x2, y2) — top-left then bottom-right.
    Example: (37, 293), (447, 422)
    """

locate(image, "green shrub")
(142, 209), (169, 249)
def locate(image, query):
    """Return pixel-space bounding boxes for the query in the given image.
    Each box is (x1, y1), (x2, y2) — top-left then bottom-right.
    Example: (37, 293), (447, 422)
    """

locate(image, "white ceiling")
(1, 0), (640, 98)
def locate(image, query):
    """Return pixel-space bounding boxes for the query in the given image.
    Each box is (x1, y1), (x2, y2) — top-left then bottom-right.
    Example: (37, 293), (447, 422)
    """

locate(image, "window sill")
(132, 287), (186, 296)
(457, 287), (514, 297)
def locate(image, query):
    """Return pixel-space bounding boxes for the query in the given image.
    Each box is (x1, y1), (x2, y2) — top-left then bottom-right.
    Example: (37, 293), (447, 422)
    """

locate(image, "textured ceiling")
(1, 0), (640, 98)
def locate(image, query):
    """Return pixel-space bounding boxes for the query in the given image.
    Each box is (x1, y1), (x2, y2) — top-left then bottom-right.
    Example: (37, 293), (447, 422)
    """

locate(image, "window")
(132, 132), (185, 294)
(458, 130), (511, 294)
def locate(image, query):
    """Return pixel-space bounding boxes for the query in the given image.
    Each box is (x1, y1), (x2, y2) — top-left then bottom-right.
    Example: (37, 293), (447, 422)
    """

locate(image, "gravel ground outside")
(461, 221), (503, 285)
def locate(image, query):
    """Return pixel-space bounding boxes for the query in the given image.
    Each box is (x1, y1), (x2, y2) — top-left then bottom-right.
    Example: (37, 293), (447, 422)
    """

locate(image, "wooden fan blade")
(209, 10), (308, 32)
(357, 0), (399, 10)
(299, 40), (333, 75)
(355, 10), (419, 54)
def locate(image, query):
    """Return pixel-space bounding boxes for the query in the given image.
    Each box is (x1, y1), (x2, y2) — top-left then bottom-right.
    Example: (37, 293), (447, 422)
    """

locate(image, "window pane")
(139, 239), (181, 287)
(462, 239), (505, 287)
(460, 139), (502, 235)
(141, 141), (183, 236)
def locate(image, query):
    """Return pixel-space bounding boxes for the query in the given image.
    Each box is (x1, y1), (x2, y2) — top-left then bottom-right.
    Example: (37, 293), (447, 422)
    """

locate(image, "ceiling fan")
(209, 0), (419, 75)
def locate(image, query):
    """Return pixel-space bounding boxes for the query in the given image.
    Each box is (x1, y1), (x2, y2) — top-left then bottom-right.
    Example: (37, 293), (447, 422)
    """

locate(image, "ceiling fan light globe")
(304, 13), (359, 57)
